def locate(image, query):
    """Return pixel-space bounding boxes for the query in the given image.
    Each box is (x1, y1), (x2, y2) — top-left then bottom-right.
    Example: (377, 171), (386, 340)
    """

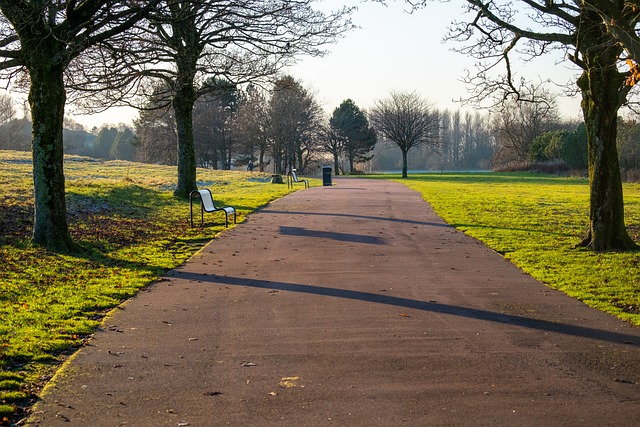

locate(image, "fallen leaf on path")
(399, 313), (411, 318)
(279, 376), (300, 388)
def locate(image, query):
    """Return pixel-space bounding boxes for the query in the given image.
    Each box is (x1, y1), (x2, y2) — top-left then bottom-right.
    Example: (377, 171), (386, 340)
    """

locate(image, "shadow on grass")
(66, 184), (169, 218)
(450, 222), (578, 238)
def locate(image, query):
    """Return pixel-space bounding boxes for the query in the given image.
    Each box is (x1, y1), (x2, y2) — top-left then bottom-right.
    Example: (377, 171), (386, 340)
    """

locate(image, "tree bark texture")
(29, 57), (76, 252)
(297, 148), (304, 173)
(173, 86), (198, 199)
(577, 14), (638, 251)
(401, 150), (408, 179)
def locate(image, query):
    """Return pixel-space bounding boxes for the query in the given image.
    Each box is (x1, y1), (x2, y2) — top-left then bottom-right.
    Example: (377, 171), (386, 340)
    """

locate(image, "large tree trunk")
(211, 142), (219, 170)
(576, 21), (638, 251)
(259, 149), (265, 172)
(297, 147), (304, 173)
(173, 85), (198, 199)
(29, 65), (77, 252)
(333, 153), (340, 176)
(401, 149), (408, 178)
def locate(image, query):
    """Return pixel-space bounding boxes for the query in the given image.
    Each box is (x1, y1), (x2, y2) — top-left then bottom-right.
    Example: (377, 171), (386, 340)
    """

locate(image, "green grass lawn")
(386, 173), (640, 327)
(0, 150), (307, 421)
(2, 152), (639, 422)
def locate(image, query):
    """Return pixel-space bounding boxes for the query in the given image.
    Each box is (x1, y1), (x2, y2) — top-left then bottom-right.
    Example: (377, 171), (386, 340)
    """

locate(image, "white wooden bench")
(189, 189), (236, 228)
(287, 170), (309, 189)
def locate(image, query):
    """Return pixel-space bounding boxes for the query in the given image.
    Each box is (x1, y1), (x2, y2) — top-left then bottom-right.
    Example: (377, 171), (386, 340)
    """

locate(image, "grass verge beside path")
(384, 173), (640, 327)
(0, 150), (308, 422)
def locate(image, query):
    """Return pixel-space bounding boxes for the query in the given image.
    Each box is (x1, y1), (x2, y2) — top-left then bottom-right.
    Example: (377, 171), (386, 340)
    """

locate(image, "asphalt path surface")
(28, 178), (640, 426)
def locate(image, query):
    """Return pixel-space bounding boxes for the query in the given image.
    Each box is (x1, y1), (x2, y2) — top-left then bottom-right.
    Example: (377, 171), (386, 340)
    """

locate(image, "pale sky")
(71, 0), (585, 128)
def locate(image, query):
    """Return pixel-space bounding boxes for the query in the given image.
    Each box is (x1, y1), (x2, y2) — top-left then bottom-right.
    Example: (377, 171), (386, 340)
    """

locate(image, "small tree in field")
(329, 99), (377, 174)
(370, 91), (439, 178)
(322, 125), (347, 175)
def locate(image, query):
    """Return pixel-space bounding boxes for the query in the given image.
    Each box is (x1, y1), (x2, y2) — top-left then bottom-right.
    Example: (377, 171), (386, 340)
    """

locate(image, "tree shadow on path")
(265, 210), (452, 228)
(169, 270), (640, 347)
(279, 226), (386, 245)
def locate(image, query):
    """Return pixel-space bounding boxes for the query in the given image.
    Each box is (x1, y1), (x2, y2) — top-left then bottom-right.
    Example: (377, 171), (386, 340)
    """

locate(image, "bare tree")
(268, 75), (324, 174)
(0, 1), (159, 252)
(490, 84), (560, 163)
(193, 78), (239, 170)
(72, 1), (354, 197)
(398, 0), (639, 250)
(134, 83), (177, 165)
(321, 125), (347, 175)
(370, 91), (439, 178)
(232, 85), (270, 172)
(0, 91), (23, 150)
(0, 91), (14, 124)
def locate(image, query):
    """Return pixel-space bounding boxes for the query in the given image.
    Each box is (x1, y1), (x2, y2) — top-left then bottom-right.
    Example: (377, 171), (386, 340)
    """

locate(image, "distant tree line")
(1, 86), (639, 179)
(2, 1), (637, 252)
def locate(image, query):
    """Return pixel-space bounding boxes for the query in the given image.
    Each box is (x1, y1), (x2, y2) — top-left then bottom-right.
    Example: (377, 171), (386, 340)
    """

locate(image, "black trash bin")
(322, 166), (332, 186)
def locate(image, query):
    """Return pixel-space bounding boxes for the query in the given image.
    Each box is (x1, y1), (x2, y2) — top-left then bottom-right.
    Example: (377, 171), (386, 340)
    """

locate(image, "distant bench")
(287, 170), (309, 189)
(189, 189), (236, 228)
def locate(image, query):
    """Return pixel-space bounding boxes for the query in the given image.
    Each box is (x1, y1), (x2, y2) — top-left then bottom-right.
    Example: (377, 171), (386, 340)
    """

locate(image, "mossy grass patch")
(0, 150), (311, 421)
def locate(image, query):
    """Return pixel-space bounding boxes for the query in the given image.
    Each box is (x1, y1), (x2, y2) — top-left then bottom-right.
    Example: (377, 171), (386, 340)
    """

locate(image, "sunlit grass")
(384, 173), (640, 326)
(0, 150), (311, 421)
(3, 153), (639, 421)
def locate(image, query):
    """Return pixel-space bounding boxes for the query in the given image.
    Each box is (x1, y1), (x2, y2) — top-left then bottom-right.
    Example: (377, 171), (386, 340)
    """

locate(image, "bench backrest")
(291, 171), (300, 182)
(196, 189), (217, 211)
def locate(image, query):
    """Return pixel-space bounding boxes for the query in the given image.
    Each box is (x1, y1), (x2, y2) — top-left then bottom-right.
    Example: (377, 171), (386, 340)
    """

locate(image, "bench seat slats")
(189, 189), (236, 228)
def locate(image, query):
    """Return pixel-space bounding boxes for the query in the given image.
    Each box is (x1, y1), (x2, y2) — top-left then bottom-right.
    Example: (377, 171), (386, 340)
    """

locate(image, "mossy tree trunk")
(297, 146), (304, 173)
(28, 48), (77, 252)
(401, 149), (408, 178)
(576, 13), (638, 251)
(173, 84), (198, 199)
(167, 4), (201, 199)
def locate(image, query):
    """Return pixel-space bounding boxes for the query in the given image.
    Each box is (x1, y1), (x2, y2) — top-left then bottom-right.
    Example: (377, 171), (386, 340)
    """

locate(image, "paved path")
(28, 178), (640, 426)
